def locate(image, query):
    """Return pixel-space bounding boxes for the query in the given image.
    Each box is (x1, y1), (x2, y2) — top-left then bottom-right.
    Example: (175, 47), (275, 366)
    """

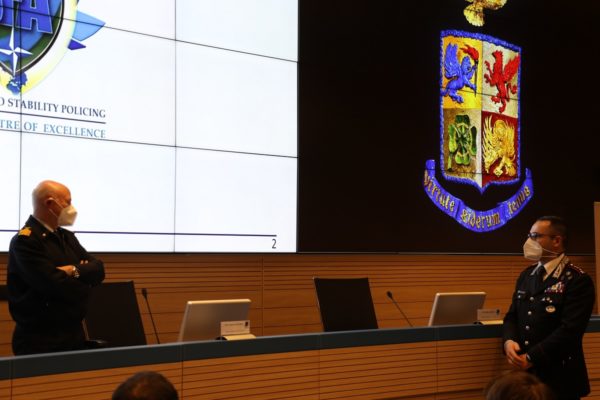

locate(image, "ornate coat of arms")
(424, 30), (533, 232)
(441, 30), (520, 191)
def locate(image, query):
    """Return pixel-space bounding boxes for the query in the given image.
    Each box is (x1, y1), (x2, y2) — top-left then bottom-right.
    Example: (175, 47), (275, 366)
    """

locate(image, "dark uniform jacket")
(503, 257), (595, 398)
(7, 215), (105, 354)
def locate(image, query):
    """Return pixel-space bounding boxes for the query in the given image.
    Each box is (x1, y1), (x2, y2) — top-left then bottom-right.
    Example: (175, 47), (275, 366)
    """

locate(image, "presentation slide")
(176, 0), (298, 61)
(0, 0), (298, 252)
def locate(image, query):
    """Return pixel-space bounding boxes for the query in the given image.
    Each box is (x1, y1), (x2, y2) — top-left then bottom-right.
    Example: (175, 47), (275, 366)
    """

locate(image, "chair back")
(313, 277), (378, 332)
(84, 281), (147, 347)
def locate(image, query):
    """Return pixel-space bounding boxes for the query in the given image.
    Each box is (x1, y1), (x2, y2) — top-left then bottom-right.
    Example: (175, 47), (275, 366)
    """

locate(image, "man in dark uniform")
(6, 180), (105, 355)
(503, 216), (595, 400)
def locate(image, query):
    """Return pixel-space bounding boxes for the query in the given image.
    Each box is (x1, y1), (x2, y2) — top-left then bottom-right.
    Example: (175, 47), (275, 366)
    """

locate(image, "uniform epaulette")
(565, 264), (585, 274)
(18, 227), (32, 237)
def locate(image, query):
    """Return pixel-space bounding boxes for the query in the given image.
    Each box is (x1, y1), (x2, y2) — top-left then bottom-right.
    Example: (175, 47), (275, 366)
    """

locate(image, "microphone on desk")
(386, 291), (412, 327)
(142, 288), (161, 344)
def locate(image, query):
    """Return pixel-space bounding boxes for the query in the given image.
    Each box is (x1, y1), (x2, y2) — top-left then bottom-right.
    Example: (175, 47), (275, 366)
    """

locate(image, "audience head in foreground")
(485, 370), (555, 400)
(112, 371), (178, 400)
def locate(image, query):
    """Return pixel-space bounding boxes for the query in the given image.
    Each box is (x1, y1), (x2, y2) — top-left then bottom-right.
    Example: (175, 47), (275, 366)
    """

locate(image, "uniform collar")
(31, 215), (57, 234)
(533, 253), (568, 280)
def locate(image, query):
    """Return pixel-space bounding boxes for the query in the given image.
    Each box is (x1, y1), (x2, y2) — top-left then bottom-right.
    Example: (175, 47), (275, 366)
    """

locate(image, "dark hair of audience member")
(484, 370), (555, 400)
(112, 371), (178, 400)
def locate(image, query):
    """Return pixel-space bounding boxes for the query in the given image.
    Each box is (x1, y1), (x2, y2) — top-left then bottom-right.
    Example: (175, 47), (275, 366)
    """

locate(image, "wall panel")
(0, 253), (596, 357)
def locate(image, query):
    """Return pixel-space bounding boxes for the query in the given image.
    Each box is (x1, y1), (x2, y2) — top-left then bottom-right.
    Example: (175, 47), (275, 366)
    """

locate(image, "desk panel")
(10, 362), (182, 400)
(2, 325), (599, 400)
(183, 351), (320, 399)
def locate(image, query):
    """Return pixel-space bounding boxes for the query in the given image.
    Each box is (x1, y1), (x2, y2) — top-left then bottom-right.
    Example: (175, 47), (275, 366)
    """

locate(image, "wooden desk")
(2, 320), (600, 400)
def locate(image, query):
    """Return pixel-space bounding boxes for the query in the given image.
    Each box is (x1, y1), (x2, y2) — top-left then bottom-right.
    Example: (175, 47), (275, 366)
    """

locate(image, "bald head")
(32, 180), (72, 229)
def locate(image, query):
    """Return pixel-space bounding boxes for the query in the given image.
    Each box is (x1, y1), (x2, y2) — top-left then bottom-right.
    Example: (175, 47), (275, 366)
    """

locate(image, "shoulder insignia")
(566, 264), (585, 275)
(18, 227), (32, 237)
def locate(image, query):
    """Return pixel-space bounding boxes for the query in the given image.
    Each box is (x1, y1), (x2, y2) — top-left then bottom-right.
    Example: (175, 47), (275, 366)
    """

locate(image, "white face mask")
(523, 237), (562, 261)
(57, 204), (78, 226)
(523, 238), (543, 261)
(50, 198), (78, 226)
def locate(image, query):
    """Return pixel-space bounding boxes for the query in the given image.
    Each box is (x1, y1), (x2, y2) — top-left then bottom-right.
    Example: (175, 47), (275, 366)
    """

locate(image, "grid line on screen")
(2, 1), (298, 253)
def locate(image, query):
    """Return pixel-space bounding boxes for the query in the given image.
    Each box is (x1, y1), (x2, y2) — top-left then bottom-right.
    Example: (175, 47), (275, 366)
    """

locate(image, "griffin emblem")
(441, 43), (479, 103)
(439, 31), (521, 191)
(483, 116), (516, 177)
(484, 50), (520, 114)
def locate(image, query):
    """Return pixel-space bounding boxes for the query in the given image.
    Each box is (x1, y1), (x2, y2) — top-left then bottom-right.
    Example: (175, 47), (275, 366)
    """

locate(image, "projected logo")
(0, 0), (103, 93)
(423, 31), (533, 232)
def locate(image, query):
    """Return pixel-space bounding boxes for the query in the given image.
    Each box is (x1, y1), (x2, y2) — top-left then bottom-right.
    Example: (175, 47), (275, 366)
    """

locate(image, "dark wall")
(298, 0), (600, 253)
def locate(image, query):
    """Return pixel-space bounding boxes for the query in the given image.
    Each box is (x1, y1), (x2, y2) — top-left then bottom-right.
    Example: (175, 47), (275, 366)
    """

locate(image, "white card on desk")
(220, 320), (251, 336)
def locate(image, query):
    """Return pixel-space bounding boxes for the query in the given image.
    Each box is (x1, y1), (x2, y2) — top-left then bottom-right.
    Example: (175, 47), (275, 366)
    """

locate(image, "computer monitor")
(313, 277), (378, 332)
(177, 299), (251, 342)
(428, 292), (486, 326)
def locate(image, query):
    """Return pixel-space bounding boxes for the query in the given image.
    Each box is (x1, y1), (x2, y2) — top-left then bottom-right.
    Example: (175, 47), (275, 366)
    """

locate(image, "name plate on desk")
(477, 308), (503, 324)
(221, 320), (251, 336)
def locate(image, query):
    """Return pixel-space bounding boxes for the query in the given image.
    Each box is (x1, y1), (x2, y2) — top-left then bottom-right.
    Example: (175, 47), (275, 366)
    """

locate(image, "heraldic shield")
(440, 30), (521, 191)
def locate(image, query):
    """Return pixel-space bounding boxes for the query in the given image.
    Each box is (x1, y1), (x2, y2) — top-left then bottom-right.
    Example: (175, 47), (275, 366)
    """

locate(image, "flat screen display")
(298, 1), (600, 253)
(0, 0), (298, 252)
(177, 299), (251, 342)
(428, 292), (486, 326)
